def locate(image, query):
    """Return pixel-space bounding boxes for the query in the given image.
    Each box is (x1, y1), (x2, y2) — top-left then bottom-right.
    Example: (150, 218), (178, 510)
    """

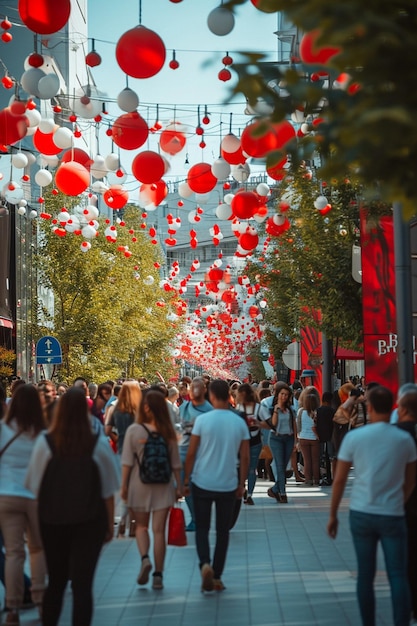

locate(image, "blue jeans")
(247, 442), (262, 496)
(180, 447), (195, 523)
(349, 510), (410, 626)
(268, 434), (294, 496)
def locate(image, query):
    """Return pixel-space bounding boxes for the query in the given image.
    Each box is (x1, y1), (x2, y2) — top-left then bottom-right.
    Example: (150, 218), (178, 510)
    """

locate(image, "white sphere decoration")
(273, 214), (286, 225)
(232, 163), (250, 182)
(53, 127), (73, 149)
(143, 275), (155, 285)
(81, 224), (97, 239)
(215, 203), (232, 220)
(17, 206), (26, 216)
(38, 118), (55, 134)
(144, 202), (157, 212)
(117, 87), (139, 112)
(57, 210), (69, 223)
(20, 68), (45, 97)
(207, 6), (235, 36)
(91, 180), (108, 194)
(12, 153), (28, 169)
(256, 182), (270, 197)
(71, 85), (104, 119)
(38, 154), (59, 168)
(91, 219), (99, 230)
(29, 210), (38, 219)
(253, 212), (268, 224)
(37, 73), (60, 99)
(107, 170), (127, 185)
(188, 210), (198, 223)
(65, 217), (80, 232)
(104, 153), (119, 171)
(314, 195), (329, 210)
(301, 122), (310, 134)
(3, 182), (24, 204)
(34, 169), (53, 187)
(18, 199), (27, 207)
(83, 205), (99, 221)
(104, 225), (117, 238)
(25, 152), (37, 166)
(80, 241), (91, 252)
(178, 182), (193, 198)
(223, 193), (234, 205)
(90, 155), (107, 180)
(213, 259), (223, 268)
(211, 157), (231, 180)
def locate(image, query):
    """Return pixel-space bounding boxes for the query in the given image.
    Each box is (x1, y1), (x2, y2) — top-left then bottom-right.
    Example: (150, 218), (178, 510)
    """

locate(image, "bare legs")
(130, 508), (170, 572)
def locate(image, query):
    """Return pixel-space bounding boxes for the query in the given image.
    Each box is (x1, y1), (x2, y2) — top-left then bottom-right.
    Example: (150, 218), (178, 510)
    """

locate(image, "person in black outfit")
(316, 391), (336, 485)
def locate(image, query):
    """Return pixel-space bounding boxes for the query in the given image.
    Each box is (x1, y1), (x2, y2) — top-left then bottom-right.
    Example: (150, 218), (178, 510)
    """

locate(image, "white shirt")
(0, 421), (42, 499)
(191, 409), (250, 492)
(338, 421), (417, 516)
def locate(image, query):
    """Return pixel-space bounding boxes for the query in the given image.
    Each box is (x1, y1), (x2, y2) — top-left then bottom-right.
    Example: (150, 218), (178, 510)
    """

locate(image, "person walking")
(327, 385), (416, 626)
(235, 383), (264, 505)
(184, 379), (250, 592)
(297, 389), (321, 486)
(25, 387), (119, 626)
(0, 383), (47, 626)
(121, 390), (182, 591)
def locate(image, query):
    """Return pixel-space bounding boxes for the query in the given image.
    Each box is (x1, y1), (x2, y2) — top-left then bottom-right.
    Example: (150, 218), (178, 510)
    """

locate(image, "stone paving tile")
(4, 473), (397, 625)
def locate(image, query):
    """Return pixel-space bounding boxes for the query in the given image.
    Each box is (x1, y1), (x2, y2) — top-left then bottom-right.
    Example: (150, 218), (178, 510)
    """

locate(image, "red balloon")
(116, 26), (166, 79)
(221, 146), (246, 165)
(300, 30), (341, 65)
(159, 128), (186, 155)
(85, 51), (101, 67)
(187, 162), (217, 194)
(112, 112), (148, 150)
(33, 127), (62, 155)
(61, 148), (93, 170)
(250, 0), (279, 12)
(0, 108), (28, 145)
(231, 191), (259, 219)
(248, 305), (260, 319)
(55, 162), (90, 196)
(132, 151), (165, 184)
(103, 185), (129, 209)
(273, 120), (296, 149)
(18, 0), (71, 34)
(140, 180), (168, 206)
(266, 155), (287, 180)
(207, 268), (224, 282)
(239, 232), (259, 250)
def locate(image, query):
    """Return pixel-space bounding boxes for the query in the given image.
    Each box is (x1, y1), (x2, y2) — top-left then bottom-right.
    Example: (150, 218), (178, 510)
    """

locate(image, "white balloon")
(38, 118), (55, 133)
(71, 85), (105, 119)
(178, 182), (193, 198)
(20, 68), (45, 97)
(53, 127), (73, 149)
(37, 73), (60, 99)
(25, 108), (42, 128)
(3, 182), (24, 204)
(314, 195), (328, 210)
(38, 154), (59, 168)
(25, 152), (37, 166)
(224, 193), (234, 205)
(216, 203), (232, 220)
(143, 275), (155, 285)
(12, 153), (28, 168)
(91, 180), (108, 194)
(107, 170), (127, 185)
(18, 199), (27, 207)
(211, 157), (231, 180)
(117, 87), (139, 112)
(57, 210), (69, 223)
(29, 210), (38, 219)
(65, 217), (80, 232)
(80, 241), (91, 252)
(81, 224), (97, 239)
(253, 212), (268, 223)
(104, 153), (119, 171)
(221, 133), (240, 153)
(34, 169), (53, 187)
(256, 183), (270, 196)
(17, 206), (26, 215)
(207, 6), (235, 36)
(232, 163), (250, 182)
(91, 155), (107, 180)
(83, 205), (99, 220)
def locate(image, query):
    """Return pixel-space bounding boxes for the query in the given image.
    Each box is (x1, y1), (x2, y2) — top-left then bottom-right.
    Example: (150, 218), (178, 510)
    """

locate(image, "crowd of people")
(0, 373), (416, 626)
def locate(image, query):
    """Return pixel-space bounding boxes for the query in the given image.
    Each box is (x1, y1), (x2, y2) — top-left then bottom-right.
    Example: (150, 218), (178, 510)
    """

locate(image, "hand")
(175, 487), (183, 501)
(327, 516), (338, 539)
(120, 486), (128, 501)
(236, 484), (245, 499)
(183, 484), (191, 497)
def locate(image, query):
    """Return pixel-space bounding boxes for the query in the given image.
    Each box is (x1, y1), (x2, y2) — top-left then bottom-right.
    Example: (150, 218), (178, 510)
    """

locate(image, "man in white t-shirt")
(327, 385), (416, 626)
(184, 379), (250, 593)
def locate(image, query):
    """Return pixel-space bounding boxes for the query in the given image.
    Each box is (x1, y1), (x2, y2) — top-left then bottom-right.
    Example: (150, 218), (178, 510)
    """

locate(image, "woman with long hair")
(121, 390), (182, 590)
(105, 380), (142, 537)
(297, 389), (321, 486)
(235, 383), (264, 505)
(25, 387), (120, 626)
(0, 384), (47, 626)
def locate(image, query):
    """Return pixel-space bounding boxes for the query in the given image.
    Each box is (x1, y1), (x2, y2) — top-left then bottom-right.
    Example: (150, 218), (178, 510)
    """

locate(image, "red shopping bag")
(167, 505), (187, 546)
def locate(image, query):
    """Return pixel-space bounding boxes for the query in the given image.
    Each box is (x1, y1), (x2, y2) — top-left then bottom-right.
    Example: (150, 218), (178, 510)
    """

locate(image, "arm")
(404, 461), (417, 503)
(120, 464), (132, 502)
(104, 405), (115, 437)
(183, 434), (200, 495)
(237, 439), (250, 498)
(104, 495), (114, 543)
(327, 460), (351, 539)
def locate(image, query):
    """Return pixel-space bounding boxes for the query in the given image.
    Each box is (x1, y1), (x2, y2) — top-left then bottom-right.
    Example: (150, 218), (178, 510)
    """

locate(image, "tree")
(0, 346), (15, 382)
(36, 195), (182, 382)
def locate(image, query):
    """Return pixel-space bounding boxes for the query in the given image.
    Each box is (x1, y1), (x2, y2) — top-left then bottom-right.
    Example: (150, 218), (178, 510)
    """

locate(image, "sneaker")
(137, 556), (152, 585)
(201, 563), (214, 592)
(245, 496), (254, 505)
(279, 494), (288, 503)
(186, 521), (196, 532)
(267, 488), (279, 501)
(213, 579), (226, 591)
(152, 573), (163, 590)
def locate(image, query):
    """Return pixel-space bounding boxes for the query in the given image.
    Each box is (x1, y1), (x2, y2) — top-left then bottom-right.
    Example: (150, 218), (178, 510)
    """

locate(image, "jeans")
(0, 495), (46, 608)
(192, 484), (236, 579)
(349, 510), (410, 626)
(247, 442), (262, 496)
(180, 447), (195, 523)
(268, 433), (294, 495)
(40, 515), (107, 626)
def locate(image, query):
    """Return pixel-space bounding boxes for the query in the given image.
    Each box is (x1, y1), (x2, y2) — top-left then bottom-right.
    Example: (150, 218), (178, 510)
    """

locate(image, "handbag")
(167, 505), (187, 547)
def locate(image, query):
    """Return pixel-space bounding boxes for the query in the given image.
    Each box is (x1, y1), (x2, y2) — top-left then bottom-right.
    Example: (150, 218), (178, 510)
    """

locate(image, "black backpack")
(136, 424), (171, 484)
(38, 433), (104, 525)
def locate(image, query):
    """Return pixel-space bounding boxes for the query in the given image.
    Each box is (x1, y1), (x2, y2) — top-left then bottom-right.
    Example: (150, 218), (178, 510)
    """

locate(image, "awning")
(335, 347), (364, 360)
(0, 317), (13, 329)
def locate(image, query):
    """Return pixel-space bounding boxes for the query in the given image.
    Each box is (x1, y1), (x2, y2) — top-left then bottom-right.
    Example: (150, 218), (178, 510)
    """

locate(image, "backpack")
(136, 424), (171, 484)
(38, 433), (104, 525)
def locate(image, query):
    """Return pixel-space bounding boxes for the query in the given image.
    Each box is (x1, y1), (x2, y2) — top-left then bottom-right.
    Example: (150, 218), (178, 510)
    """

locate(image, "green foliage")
(0, 346), (15, 381)
(226, 0), (417, 216)
(36, 195), (181, 383)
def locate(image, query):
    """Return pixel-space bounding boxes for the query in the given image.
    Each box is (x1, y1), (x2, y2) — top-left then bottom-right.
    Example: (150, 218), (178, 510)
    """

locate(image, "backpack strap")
(0, 425), (23, 458)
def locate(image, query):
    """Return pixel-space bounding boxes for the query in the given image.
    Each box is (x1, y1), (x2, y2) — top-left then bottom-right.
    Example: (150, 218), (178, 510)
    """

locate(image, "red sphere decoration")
(61, 147), (93, 170)
(187, 162), (217, 194)
(218, 68), (232, 82)
(0, 108), (28, 146)
(33, 127), (62, 155)
(222, 54), (233, 66)
(169, 59), (179, 70)
(0, 18), (11, 30)
(28, 52), (44, 67)
(112, 111), (148, 150)
(1, 32), (12, 43)
(1, 75), (14, 89)
(299, 30), (341, 65)
(159, 127), (186, 155)
(239, 232), (259, 250)
(85, 50), (101, 67)
(116, 25), (166, 79)
(132, 150), (165, 184)
(55, 162), (90, 196)
(18, 0), (71, 34)
(103, 185), (129, 209)
(140, 180), (168, 206)
(231, 191), (259, 219)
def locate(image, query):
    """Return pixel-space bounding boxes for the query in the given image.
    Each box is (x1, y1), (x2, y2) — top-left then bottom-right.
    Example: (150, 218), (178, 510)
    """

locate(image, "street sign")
(282, 341), (300, 371)
(36, 336), (63, 365)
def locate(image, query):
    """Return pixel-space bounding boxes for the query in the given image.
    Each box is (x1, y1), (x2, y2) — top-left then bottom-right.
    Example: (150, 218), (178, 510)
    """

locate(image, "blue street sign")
(36, 336), (63, 365)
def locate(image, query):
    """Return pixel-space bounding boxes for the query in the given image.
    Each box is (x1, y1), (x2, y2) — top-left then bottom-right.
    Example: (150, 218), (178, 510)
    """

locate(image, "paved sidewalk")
(5, 473), (395, 626)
